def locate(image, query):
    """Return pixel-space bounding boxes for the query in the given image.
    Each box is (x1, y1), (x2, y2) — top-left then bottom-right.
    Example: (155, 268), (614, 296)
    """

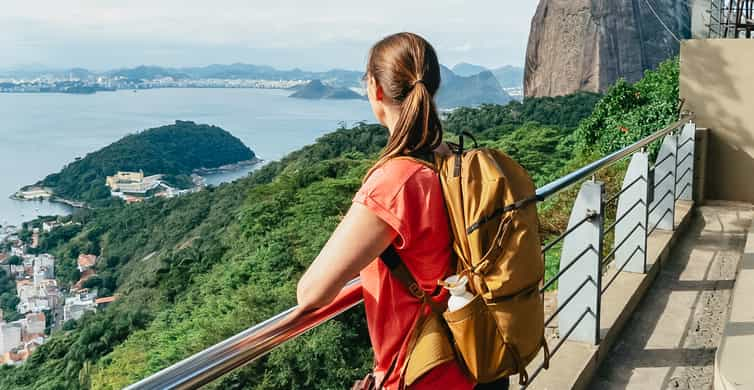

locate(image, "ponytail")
(364, 32), (443, 181)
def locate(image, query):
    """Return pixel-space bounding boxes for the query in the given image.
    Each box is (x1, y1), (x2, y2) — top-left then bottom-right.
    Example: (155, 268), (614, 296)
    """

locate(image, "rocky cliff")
(524, 0), (691, 97)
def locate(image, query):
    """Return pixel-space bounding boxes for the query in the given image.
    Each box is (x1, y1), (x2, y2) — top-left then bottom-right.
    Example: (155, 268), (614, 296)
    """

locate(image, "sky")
(2, 0), (539, 72)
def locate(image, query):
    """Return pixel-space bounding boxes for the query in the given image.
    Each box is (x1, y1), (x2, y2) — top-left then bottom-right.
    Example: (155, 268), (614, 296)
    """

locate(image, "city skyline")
(2, 0), (539, 71)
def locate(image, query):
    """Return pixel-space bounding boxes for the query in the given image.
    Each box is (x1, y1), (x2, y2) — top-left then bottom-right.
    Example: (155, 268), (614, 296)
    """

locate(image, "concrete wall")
(690, 0), (712, 38)
(680, 39), (754, 203)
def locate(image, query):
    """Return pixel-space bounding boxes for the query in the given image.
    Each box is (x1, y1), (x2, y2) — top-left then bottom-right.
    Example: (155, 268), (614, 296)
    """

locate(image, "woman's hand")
(296, 202), (396, 312)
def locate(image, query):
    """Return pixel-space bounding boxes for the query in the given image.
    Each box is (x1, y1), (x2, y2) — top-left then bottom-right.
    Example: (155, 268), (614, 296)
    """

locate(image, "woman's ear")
(369, 76), (384, 102)
(375, 83), (384, 101)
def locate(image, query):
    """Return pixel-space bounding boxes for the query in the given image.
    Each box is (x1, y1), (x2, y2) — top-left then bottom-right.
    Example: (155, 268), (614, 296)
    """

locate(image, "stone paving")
(588, 203), (754, 390)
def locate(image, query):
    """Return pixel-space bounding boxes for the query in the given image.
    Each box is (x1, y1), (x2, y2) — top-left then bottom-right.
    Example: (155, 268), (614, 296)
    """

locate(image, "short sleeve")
(352, 161), (425, 249)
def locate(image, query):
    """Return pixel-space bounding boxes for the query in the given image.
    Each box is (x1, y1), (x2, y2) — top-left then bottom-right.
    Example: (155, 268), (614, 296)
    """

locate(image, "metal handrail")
(537, 116), (692, 200)
(127, 115), (694, 389)
(126, 279), (363, 389)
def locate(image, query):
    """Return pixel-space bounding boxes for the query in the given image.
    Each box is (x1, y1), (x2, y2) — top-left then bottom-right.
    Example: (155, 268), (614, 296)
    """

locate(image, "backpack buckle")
(408, 283), (426, 299)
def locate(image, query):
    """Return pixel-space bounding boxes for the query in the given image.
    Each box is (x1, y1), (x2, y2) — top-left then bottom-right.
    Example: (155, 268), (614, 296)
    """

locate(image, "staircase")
(591, 202), (753, 389)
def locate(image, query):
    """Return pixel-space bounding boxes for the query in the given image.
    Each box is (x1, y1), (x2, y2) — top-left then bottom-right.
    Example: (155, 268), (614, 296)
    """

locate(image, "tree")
(6, 256), (21, 265)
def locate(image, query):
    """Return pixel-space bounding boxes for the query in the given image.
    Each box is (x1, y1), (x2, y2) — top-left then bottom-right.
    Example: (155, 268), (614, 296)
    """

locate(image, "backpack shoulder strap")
(379, 245), (454, 389)
(380, 245), (445, 314)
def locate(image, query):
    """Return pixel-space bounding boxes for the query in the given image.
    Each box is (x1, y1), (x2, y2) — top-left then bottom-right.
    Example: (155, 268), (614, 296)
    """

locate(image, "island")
(15, 120), (258, 207)
(289, 79), (365, 100)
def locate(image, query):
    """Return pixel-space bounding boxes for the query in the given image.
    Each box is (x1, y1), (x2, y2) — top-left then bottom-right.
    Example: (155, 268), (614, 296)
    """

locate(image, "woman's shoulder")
(375, 141), (450, 178)
(361, 158), (435, 199)
(382, 157), (437, 185)
(385, 157), (433, 173)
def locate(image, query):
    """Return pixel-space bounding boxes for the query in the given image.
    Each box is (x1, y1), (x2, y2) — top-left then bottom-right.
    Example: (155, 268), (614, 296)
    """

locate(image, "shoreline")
(9, 193), (87, 209)
(0, 85), (306, 95)
(10, 158), (264, 211)
(192, 157), (263, 175)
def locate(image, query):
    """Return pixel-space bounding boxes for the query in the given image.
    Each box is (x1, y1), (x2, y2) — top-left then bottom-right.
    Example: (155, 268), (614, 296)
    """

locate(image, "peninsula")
(16, 121), (257, 207)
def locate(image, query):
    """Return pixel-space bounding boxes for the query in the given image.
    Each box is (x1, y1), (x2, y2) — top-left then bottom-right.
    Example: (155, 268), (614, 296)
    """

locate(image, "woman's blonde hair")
(364, 32), (443, 181)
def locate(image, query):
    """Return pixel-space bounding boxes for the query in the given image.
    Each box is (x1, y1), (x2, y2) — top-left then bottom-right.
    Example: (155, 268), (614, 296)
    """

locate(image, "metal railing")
(127, 115), (697, 390)
(708, 0), (754, 38)
(522, 116), (696, 387)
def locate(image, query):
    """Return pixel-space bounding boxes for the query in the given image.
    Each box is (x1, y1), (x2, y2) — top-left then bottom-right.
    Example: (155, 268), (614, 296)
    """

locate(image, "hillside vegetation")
(0, 59), (681, 390)
(33, 121), (255, 205)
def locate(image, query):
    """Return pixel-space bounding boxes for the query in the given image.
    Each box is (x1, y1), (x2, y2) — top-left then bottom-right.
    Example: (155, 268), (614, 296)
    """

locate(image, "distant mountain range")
(436, 65), (512, 108)
(107, 64), (365, 89)
(451, 62), (524, 89)
(0, 64), (364, 89)
(1, 62), (524, 108)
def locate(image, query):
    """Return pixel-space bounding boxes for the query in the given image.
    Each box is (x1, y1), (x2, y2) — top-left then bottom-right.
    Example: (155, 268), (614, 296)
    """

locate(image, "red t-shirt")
(353, 158), (474, 390)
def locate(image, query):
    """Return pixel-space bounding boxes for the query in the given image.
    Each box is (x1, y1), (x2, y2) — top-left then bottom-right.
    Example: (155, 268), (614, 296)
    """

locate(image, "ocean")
(0, 88), (374, 226)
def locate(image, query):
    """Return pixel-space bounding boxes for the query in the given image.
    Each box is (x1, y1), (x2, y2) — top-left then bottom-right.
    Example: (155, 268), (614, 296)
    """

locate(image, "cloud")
(449, 43), (473, 52)
(1, 0), (539, 69)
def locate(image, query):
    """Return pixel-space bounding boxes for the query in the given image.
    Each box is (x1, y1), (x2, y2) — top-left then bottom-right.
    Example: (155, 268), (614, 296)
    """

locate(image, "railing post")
(557, 180), (603, 345)
(615, 152), (649, 273)
(649, 133), (678, 233)
(676, 122), (696, 201)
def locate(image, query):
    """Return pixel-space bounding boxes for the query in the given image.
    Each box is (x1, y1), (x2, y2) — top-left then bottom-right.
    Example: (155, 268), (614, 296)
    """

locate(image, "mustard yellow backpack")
(384, 134), (549, 387)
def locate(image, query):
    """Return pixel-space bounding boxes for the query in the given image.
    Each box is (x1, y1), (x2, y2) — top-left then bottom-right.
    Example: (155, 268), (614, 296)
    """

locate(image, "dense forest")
(32, 120), (255, 205)
(0, 59), (681, 389)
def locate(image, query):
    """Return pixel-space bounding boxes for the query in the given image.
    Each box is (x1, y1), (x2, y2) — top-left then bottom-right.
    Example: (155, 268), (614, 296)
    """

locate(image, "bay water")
(0, 88), (374, 226)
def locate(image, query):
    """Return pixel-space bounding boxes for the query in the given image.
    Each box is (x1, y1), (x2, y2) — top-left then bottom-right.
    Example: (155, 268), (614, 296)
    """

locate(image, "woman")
(296, 32), (476, 389)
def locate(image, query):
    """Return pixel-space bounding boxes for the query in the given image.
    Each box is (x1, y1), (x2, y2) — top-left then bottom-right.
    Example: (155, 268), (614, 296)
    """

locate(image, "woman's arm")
(296, 202), (396, 312)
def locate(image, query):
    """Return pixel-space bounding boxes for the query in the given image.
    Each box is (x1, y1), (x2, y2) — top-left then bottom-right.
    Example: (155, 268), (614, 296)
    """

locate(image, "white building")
(9, 265), (24, 276)
(10, 245), (24, 257)
(16, 276), (58, 314)
(23, 313), (45, 336)
(41, 221), (59, 233)
(17, 297), (50, 314)
(0, 323), (21, 354)
(32, 254), (55, 281)
(16, 281), (34, 303)
(63, 291), (97, 322)
(105, 171), (162, 196)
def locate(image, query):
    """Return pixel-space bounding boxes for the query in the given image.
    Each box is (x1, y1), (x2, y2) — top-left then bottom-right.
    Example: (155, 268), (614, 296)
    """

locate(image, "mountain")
(105, 64), (364, 88)
(451, 62), (489, 77)
(179, 64), (363, 87)
(0, 66), (98, 81)
(3, 62), (524, 94)
(450, 63), (524, 89)
(524, 0), (690, 97)
(436, 65), (512, 108)
(289, 79), (365, 100)
(491, 66), (524, 89)
(109, 66), (191, 81)
(2, 63), (364, 88)
(31, 121), (255, 204)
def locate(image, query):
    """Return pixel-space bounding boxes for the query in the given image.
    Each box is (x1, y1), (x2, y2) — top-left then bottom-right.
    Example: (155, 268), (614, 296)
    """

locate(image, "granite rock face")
(524, 0), (691, 97)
